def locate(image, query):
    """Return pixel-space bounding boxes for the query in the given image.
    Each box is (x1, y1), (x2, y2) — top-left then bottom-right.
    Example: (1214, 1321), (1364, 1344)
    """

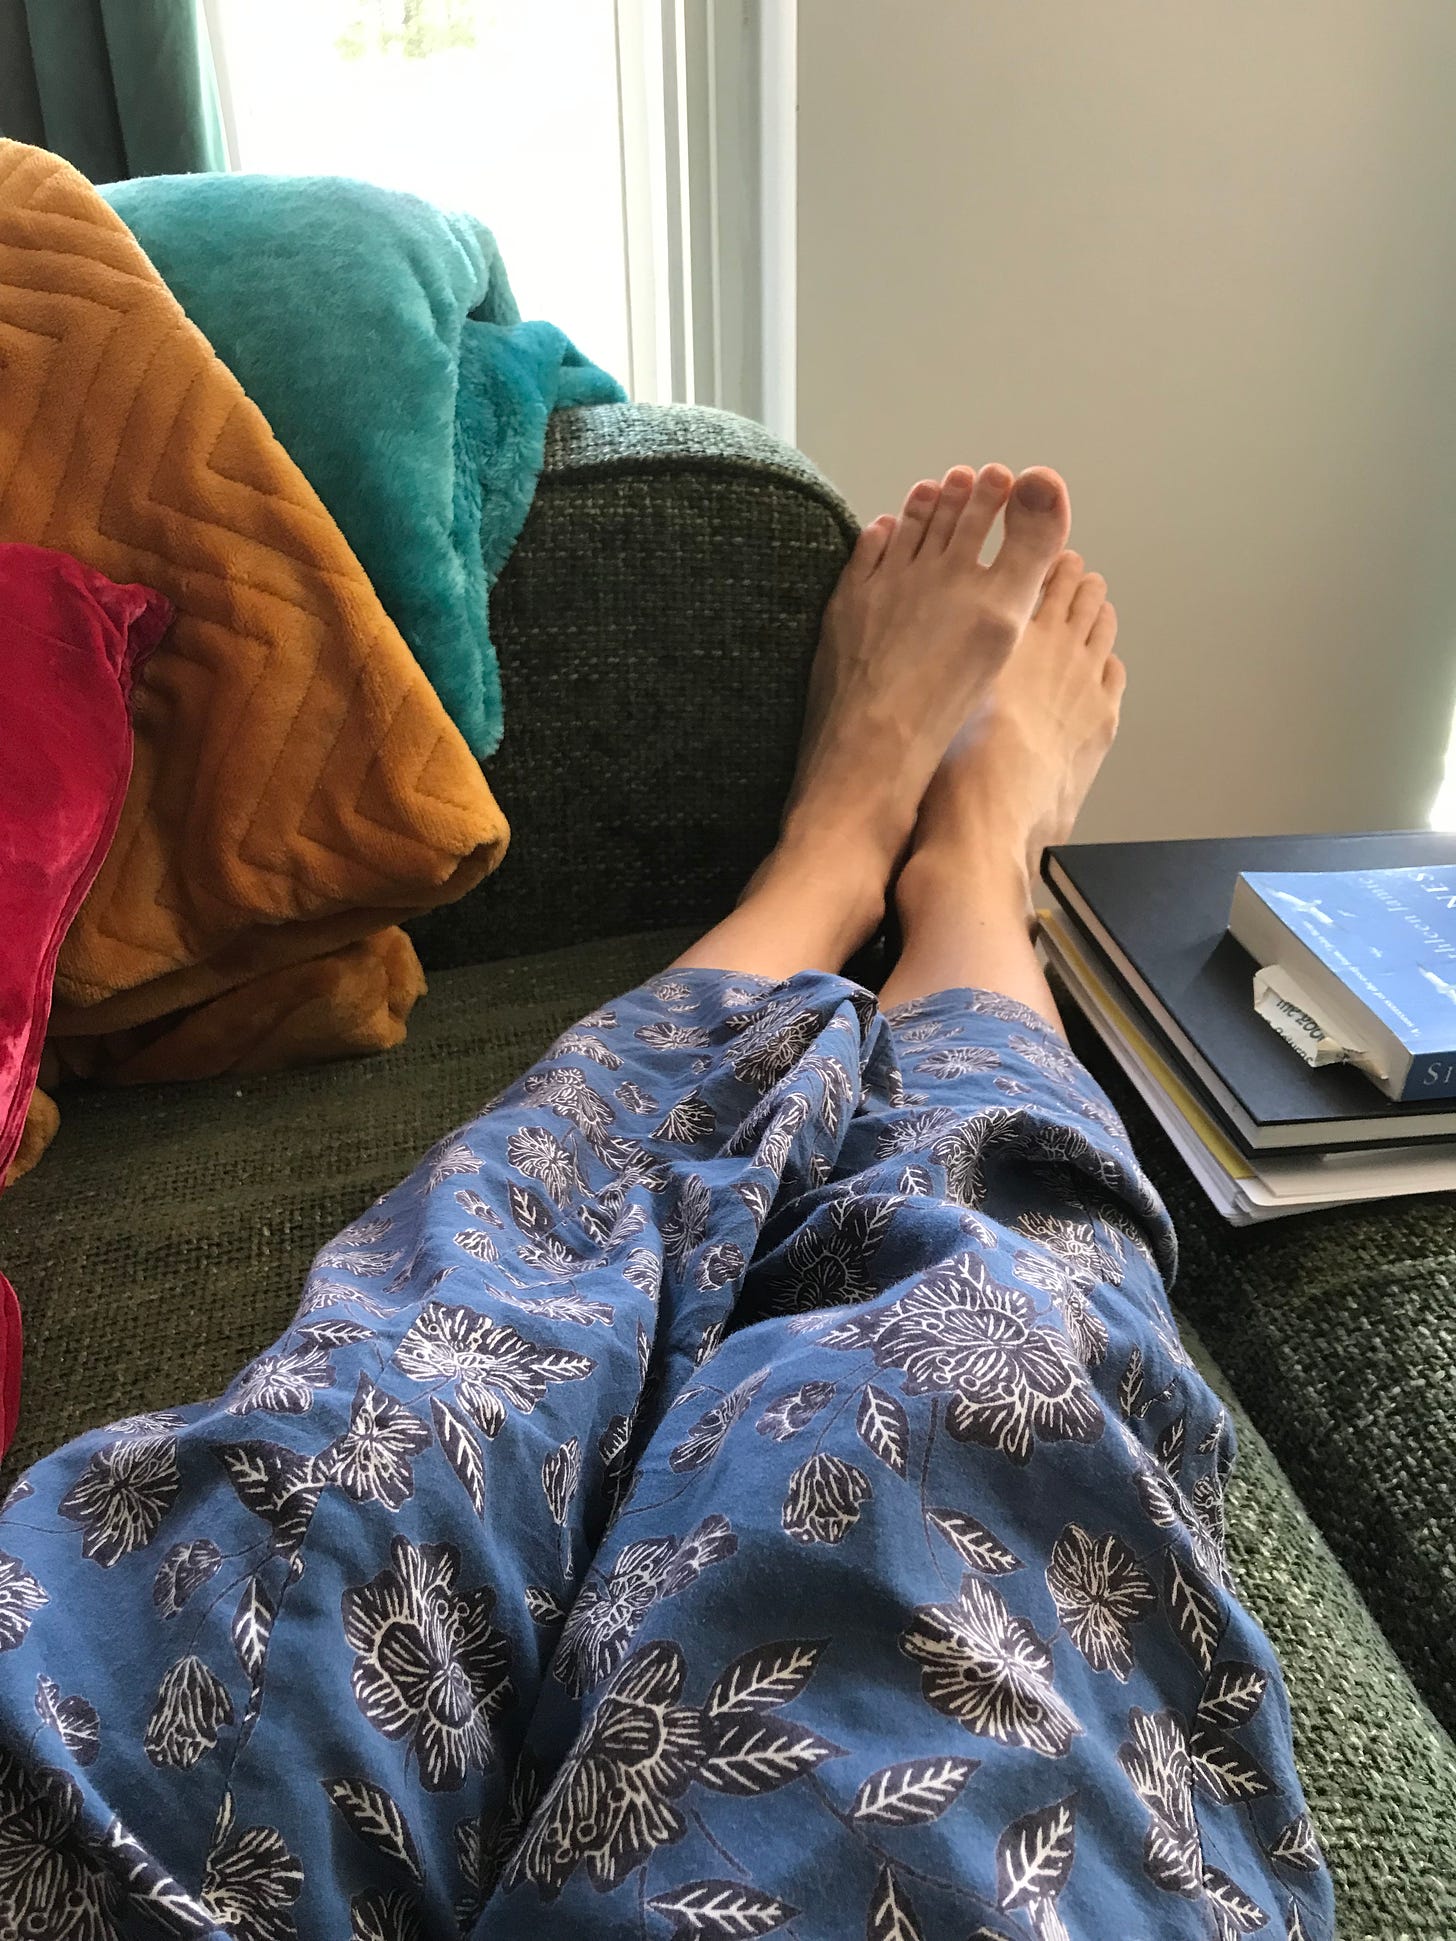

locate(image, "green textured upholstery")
(1, 403), (1448, 1931)
(1069, 1014), (1456, 1743)
(407, 404), (858, 970)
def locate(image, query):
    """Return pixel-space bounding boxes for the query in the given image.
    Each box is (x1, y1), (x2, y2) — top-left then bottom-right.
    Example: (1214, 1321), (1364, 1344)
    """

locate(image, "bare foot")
(758, 465), (1073, 947)
(899, 548), (1125, 918)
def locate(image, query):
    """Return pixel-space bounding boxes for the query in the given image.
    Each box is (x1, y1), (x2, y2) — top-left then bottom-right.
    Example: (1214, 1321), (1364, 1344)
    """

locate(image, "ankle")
(745, 831), (888, 960)
(894, 838), (1035, 934)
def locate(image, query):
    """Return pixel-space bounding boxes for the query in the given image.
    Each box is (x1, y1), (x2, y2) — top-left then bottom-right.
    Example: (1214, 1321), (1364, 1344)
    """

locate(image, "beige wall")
(795, 0), (1456, 840)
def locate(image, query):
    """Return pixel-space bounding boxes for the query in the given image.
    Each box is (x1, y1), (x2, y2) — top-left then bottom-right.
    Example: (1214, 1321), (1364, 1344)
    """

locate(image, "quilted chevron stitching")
(0, 141), (506, 1016)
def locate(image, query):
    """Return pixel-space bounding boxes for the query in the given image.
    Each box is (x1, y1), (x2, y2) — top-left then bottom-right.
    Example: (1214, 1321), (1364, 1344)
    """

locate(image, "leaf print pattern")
(0, 1551), (47, 1648)
(200, 1791), (304, 1940)
(144, 1654), (234, 1769)
(0, 966), (1330, 1941)
(233, 1574), (276, 1686)
(296, 1319), (374, 1350)
(856, 1385), (910, 1476)
(824, 1255), (1102, 1465)
(322, 1776), (424, 1882)
(781, 1452), (873, 1545)
(1201, 1869), (1269, 1936)
(431, 1397), (487, 1515)
(454, 1189), (503, 1225)
(705, 1638), (824, 1716)
(59, 1436), (180, 1566)
(1269, 1815), (1323, 1873)
(33, 1676), (100, 1767)
(506, 1126), (584, 1205)
(668, 1371), (767, 1472)
(392, 1302), (594, 1436)
(647, 1879), (797, 1938)
(867, 1865), (926, 1941)
(215, 1441), (323, 1562)
(852, 1756), (977, 1825)
(1044, 1525), (1157, 1679)
(0, 1749), (128, 1937)
(322, 1376), (433, 1509)
(698, 1711), (839, 1794)
(542, 1438), (583, 1526)
(1165, 1551), (1225, 1673)
(153, 1538), (223, 1618)
(756, 1381), (836, 1441)
(342, 1537), (513, 1791)
(926, 1507), (1022, 1576)
(900, 1575), (1082, 1756)
(996, 1791), (1078, 1909)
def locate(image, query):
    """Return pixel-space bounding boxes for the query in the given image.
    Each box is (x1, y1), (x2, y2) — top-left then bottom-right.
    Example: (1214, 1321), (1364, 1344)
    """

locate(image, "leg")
(484, 973), (1336, 1941)
(0, 462), (1070, 1938)
(485, 564), (1334, 1936)
(674, 466), (1072, 981)
(880, 548), (1125, 1028)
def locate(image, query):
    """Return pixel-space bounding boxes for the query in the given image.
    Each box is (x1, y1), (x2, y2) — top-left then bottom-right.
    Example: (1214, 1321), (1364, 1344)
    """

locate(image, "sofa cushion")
(408, 403), (860, 971)
(1, 933), (1451, 1930)
(1069, 1014), (1456, 1744)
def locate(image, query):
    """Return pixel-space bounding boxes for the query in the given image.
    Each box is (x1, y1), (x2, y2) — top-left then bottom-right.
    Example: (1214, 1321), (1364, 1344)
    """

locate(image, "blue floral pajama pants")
(0, 969), (1334, 1940)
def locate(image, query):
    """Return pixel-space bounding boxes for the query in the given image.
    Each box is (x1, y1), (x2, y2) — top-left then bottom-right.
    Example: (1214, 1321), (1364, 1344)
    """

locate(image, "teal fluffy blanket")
(102, 174), (624, 757)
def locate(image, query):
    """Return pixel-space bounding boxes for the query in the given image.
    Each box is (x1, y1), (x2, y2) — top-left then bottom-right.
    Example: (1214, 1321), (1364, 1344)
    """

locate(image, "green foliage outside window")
(336, 0), (481, 61)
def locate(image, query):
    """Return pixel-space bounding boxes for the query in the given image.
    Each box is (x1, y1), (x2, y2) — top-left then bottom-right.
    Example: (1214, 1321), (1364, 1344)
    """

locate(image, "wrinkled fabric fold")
(0, 969), (1333, 1938)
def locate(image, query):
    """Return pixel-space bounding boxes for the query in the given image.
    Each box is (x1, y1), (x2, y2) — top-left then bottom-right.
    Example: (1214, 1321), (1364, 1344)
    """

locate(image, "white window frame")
(615, 0), (796, 435)
(199, 0), (241, 169)
(204, 0), (797, 435)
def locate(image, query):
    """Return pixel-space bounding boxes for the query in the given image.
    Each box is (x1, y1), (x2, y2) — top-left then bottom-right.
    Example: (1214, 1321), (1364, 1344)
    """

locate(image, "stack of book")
(1037, 831), (1456, 1223)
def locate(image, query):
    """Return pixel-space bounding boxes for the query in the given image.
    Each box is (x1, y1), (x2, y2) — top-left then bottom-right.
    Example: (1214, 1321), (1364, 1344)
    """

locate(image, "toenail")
(1015, 474), (1059, 513)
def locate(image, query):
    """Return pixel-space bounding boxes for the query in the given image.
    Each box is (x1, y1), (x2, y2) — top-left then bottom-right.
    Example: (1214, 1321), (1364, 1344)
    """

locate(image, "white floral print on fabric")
(0, 967), (1331, 1941)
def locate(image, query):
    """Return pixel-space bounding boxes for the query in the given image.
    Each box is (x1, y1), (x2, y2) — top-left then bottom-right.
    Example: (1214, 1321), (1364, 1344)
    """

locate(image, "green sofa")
(2, 403), (1452, 1936)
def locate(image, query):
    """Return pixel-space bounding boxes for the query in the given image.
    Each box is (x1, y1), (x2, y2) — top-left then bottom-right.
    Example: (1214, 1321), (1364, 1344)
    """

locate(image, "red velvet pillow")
(0, 544), (172, 1452)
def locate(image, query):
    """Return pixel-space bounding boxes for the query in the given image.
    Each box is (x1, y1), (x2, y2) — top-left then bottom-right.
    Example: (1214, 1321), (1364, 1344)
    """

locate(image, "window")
(205, 0), (791, 426)
(206, 0), (632, 386)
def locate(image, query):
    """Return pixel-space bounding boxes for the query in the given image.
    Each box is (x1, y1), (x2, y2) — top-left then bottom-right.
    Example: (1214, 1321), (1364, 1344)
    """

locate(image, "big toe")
(993, 468), (1072, 597)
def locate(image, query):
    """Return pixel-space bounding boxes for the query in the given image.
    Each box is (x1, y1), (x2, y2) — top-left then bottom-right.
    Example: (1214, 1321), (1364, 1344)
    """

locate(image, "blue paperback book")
(1228, 865), (1456, 1101)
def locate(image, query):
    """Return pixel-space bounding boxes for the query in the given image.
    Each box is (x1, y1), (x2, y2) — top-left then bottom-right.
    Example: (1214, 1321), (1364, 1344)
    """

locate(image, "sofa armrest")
(406, 402), (858, 971)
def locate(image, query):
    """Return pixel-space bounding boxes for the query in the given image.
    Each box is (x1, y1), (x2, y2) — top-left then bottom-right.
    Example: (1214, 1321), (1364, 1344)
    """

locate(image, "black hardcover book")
(1042, 830), (1456, 1153)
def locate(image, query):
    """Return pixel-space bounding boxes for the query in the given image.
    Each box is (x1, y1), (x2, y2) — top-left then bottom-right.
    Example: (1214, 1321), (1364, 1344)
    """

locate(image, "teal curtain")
(0, 0), (225, 181)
